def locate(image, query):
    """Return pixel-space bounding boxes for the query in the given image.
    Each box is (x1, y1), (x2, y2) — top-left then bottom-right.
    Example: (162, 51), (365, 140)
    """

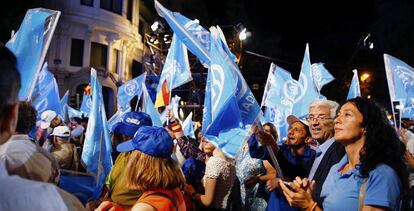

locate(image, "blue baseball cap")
(116, 126), (174, 159)
(111, 112), (152, 137)
(182, 157), (205, 185)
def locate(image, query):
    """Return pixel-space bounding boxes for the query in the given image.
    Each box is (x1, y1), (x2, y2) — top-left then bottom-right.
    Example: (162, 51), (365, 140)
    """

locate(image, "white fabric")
(172, 140), (186, 167)
(0, 135), (58, 182)
(203, 156), (236, 209)
(40, 110), (57, 129)
(52, 126), (71, 137)
(0, 160), (84, 210)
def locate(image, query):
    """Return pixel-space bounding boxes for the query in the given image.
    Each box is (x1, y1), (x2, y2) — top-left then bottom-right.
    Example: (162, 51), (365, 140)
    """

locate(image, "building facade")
(42, 0), (151, 116)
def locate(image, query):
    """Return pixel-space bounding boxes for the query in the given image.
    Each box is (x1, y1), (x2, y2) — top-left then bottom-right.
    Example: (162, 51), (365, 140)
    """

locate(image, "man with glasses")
(305, 100), (345, 206)
(281, 99), (346, 210)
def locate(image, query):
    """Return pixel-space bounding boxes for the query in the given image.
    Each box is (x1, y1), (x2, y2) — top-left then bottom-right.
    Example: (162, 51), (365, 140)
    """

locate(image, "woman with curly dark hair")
(280, 97), (409, 211)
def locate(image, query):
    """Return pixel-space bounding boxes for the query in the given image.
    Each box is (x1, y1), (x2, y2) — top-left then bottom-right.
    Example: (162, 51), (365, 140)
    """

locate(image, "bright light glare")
(239, 28), (247, 40)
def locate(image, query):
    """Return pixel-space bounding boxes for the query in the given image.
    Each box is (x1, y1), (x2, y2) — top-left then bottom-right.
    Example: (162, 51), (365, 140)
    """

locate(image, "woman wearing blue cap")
(97, 126), (186, 211)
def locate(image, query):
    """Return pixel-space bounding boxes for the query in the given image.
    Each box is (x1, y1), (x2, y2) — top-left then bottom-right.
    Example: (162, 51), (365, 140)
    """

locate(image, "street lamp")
(360, 73), (370, 82)
(238, 28), (247, 41)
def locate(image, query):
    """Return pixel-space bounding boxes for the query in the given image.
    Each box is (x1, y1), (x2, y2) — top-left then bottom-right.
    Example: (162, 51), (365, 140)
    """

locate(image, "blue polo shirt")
(280, 144), (315, 165)
(321, 155), (402, 211)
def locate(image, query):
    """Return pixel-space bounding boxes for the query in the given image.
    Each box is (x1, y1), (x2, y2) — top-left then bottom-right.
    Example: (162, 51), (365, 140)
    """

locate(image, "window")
(110, 48), (119, 73)
(131, 60), (142, 78)
(90, 42), (108, 69)
(100, 0), (122, 15)
(126, 0), (133, 21)
(80, 0), (93, 6)
(70, 39), (84, 66)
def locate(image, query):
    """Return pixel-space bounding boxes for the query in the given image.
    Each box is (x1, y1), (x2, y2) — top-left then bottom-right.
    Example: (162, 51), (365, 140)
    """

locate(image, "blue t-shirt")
(321, 155), (402, 211)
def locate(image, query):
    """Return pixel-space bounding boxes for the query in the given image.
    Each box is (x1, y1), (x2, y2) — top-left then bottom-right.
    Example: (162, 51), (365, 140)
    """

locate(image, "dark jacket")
(311, 141), (345, 206)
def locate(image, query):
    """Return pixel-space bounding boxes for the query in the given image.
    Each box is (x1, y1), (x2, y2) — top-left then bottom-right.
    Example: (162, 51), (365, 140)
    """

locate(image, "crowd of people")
(1, 43), (414, 211)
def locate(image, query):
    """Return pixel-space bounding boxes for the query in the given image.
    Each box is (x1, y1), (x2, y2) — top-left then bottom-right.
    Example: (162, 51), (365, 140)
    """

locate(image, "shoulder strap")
(358, 178), (368, 211)
(143, 191), (178, 211)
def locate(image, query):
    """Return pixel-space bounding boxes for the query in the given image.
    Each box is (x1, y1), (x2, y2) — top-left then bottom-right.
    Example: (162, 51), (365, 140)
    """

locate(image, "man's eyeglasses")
(305, 116), (333, 122)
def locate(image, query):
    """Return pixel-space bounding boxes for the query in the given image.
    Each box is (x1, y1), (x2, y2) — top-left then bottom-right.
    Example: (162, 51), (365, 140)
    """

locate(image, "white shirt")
(0, 144), (85, 210)
(0, 135), (58, 182)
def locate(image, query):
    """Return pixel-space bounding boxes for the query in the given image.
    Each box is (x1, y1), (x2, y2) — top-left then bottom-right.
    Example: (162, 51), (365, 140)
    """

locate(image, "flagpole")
(96, 130), (103, 185)
(135, 94), (140, 111)
(242, 63), (284, 178)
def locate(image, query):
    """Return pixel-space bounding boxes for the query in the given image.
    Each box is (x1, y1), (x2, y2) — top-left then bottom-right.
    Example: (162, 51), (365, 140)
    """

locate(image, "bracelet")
(308, 201), (317, 211)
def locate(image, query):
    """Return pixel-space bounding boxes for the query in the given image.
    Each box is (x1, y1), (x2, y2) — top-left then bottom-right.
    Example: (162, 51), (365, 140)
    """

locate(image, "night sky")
(160, 0), (414, 110)
(1, 0), (414, 111)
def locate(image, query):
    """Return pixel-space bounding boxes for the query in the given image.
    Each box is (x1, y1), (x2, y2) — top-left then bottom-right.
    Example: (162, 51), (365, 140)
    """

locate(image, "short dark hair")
(0, 44), (21, 115)
(16, 102), (37, 134)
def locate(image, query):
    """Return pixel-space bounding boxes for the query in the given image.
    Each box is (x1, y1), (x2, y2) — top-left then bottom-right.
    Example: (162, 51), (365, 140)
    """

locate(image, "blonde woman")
(96, 126), (186, 211)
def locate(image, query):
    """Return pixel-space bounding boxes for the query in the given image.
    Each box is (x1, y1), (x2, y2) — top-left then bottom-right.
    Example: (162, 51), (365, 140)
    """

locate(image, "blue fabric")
(6, 9), (59, 101)
(116, 126), (173, 159)
(117, 73), (146, 111)
(59, 175), (95, 205)
(67, 106), (83, 119)
(157, 34), (192, 94)
(80, 93), (91, 117)
(292, 44), (323, 118)
(308, 137), (334, 180)
(235, 147), (268, 210)
(142, 86), (163, 127)
(280, 144), (315, 165)
(261, 64), (296, 143)
(347, 69), (361, 99)
(32, 63), (62, 120)
(111, 112), (152, 137)
(310, 63), (335, 93)
(266, 191), (298, 211)
(321, 155), (402, 211)
(81, 69), (113, 199)
(182, 157), (205, 186)
(154, 0), (210, 66)
(248, 134), (267, 160)
(60, 90), (69, 119)
(384, 54), (414, 119)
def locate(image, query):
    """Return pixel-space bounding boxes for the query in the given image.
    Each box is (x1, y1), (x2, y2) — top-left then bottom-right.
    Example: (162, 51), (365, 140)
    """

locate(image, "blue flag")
(311, 63), (335, 93)
(117, 73), (146, 111)
(262, 63), (298, 143)
(182, 112), (195, 138)
(80, 93), (92, 117)
(142, 86), (163, 127)
(203, 32), (242, 137)
(201, 69), (212, 134)
(384, 54), (414, 119)
(154, 0), (210, 66)
(6, 8), (60, 101)
(67, 106), (83, 119)
(157, 34), (192, 95)
(60, 90), (69, 120)
(210, 26), (261, 126)
(107, 107), (131, 130)
(292, 44), (321, 118)
(31, 63), (62, 119)
(201, 32), (246, 158)
(347, 69), (361, 99)
(205, 128), (248, 158)
(81, 68), (113, 199)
